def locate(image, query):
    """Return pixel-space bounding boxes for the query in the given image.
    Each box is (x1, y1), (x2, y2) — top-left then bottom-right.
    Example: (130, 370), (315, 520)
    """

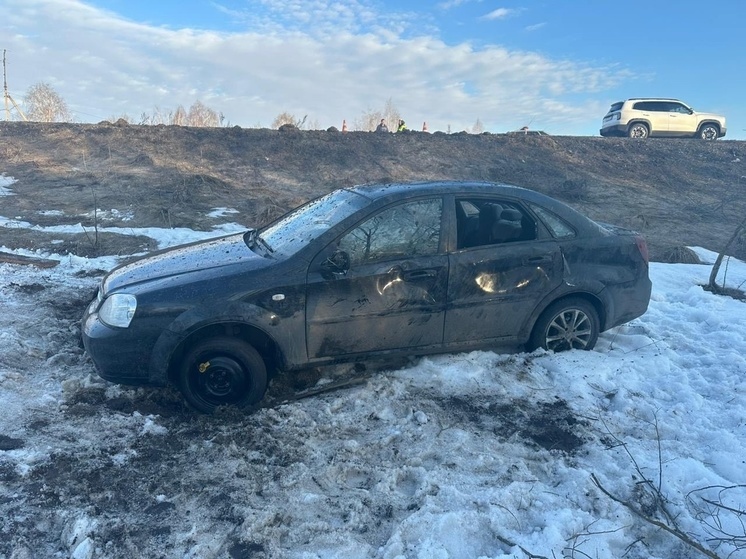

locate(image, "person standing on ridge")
(397, 119), (407, 132)
(375, 119), (388, 132)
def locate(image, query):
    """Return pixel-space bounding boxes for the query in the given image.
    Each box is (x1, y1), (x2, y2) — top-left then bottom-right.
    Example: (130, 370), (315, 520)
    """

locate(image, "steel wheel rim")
(545, 309), (592, 351)
(196, 355), (248, 404)
(630, 125), (647, 139)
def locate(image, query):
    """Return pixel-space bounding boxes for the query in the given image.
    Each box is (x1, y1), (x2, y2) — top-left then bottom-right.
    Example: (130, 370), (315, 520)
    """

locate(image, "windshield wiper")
(246, 229), (274, 254)
(256, 234), (274, 254)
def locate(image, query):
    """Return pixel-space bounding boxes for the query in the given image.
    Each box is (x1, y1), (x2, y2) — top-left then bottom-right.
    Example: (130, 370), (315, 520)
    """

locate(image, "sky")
(1, 0), (744, 138)
(2, 170), (746, 557)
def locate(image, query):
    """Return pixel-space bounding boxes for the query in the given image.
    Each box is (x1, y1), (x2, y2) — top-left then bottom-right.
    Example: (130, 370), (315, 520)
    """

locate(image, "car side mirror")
(321, 250), (350, 279)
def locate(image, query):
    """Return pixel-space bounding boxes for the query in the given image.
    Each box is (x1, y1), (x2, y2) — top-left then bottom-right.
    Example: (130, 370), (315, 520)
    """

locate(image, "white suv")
(600, 98), (726, 140)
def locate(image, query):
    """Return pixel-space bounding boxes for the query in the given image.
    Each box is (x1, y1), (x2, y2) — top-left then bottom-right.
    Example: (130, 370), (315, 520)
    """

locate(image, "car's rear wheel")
(529, 298), (599, 352)
(627, 122), (649, 139)
(698, 123), (719, 141)
(178, 337), (267, 413)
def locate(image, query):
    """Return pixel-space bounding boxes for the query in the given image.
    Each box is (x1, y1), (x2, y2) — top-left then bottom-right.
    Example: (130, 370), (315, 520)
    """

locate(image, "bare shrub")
(272, 112), (307, 129)
(659, 246), (701, 264)
(556, 179), (589, 202)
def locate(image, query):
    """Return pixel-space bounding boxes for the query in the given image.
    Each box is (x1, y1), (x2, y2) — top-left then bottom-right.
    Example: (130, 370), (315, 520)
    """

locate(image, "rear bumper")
(604, 274), (652, 330)
(600, 124), (627, 137)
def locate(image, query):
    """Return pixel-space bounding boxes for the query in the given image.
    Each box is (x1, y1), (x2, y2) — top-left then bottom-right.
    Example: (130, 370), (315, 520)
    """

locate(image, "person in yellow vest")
(397, 119), (407, 132)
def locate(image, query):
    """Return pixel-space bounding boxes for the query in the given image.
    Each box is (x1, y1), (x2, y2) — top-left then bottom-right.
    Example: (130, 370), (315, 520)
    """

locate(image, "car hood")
(696, 111), (725, 122)
(103, 232), (266, 293)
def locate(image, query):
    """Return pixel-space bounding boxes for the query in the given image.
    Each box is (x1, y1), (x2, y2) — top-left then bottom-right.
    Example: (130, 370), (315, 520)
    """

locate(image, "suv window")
(633, 101), (668, 112)
(609, 102), (624, 112)
(668, 102), (690, 114)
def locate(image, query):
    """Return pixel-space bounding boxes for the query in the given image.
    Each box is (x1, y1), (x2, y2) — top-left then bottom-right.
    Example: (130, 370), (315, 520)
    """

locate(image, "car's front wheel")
(178, 337), (268, 413)
(627, 122), (649, 139)
(698, 123), (719, 141)
(529, 298), (600, 352)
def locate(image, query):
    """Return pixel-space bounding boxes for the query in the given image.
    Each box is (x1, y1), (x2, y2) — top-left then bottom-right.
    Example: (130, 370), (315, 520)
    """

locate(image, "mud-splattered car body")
(82, 181), (651, 412)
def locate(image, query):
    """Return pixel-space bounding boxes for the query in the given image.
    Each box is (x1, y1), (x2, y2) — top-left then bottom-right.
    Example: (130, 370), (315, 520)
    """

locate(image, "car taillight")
(635, 236), (649, 265)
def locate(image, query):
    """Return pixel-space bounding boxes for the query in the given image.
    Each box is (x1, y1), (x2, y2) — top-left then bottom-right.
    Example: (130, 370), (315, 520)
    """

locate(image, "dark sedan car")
(82, 181), (651, 413)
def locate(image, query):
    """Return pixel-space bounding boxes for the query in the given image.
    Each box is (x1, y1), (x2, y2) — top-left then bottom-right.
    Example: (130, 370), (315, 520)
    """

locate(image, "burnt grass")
(1, 121), (746, 261)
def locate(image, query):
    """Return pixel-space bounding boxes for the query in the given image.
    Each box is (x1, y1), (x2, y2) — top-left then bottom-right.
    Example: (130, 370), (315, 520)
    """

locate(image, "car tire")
(528, 298), (600, 352)
(627, 122), (649, 139)
(698, 123), (719, 141)
(178, 336), (268, 413)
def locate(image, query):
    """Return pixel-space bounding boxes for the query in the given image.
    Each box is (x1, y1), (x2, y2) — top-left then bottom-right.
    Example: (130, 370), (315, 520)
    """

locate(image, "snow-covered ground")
(1, 173), (745, 559)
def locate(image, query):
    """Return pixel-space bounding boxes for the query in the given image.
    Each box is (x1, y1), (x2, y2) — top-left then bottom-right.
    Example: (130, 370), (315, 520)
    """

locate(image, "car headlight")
(98, 293), (137, 328)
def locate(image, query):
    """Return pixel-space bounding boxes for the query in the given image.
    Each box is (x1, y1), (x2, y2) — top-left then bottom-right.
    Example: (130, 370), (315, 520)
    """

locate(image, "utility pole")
(3, 49), (27, 121)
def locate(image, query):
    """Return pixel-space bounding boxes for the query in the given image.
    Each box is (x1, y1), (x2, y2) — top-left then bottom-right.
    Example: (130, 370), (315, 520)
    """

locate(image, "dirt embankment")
(1, 121), (745, 260)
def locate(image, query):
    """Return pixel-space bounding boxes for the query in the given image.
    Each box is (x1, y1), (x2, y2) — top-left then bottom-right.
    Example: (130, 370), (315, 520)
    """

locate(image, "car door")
(666, 101), (697, 135)
(305, 197), (448, 359)
(639, 101), (669, 135)
(445, 198), (564, 344)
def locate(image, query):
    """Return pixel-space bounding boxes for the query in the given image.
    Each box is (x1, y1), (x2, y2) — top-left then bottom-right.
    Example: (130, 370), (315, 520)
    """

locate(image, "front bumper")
(81, 311), (161, 385)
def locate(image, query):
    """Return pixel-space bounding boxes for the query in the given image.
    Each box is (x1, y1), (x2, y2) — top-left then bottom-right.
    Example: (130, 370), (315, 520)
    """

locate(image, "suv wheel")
(698, 123), (719, 141)
(627, 122), (649, 139)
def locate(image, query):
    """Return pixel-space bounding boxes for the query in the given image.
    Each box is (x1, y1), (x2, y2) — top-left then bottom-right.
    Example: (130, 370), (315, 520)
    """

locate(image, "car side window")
(457, 199), (536, 249)
(338, 198), (442, 265)
(529, 204), (576, 239)
(669, 103), (690, 114)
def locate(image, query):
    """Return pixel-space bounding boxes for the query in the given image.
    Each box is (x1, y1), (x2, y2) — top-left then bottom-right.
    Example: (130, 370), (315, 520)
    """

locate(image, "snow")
(1, 174), (746, 558)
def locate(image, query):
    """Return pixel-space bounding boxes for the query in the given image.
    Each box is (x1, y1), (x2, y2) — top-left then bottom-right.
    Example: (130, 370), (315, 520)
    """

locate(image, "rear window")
(608, 102), (623, 112)
(632, 101), (667, 112)
(530, 204), (576, 239)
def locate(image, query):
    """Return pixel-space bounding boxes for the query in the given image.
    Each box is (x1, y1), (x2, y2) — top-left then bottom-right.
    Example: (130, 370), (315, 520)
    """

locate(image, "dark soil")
(2, 121), (746, 261)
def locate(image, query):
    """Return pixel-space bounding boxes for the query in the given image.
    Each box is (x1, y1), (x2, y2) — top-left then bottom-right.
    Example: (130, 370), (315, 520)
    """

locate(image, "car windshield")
(255, 189), (369, 256)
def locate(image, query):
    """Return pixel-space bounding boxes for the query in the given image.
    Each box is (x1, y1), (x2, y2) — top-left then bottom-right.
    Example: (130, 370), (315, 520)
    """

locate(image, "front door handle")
(403, 269), (437, 281)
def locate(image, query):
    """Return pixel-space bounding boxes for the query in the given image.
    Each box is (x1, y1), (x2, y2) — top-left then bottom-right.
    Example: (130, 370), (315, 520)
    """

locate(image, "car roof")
(344, 181), (590, 224)
(621, 97), (684, 103)
(347, 181), (535, 200)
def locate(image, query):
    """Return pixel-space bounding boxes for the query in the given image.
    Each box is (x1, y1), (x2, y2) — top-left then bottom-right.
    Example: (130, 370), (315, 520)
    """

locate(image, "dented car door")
(305, 198), (447, 359)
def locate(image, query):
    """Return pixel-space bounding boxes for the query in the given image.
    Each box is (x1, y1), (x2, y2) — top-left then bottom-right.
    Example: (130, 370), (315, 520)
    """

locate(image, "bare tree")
(24, 82), (72, 122)
(172, 105), (187, 126)
(187, 100), (220, 127)
(471, 118), (485, 134)
(707, 216), (746, 297)
(356, 108), (383, 131)
(383, 98), (401, 132)
(356, 98), (401, 132)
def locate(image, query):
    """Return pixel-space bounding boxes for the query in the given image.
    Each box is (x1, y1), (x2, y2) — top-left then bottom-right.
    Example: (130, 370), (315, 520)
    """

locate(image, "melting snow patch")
(208, 207), (239, 217)
(0, 174), (16, 195)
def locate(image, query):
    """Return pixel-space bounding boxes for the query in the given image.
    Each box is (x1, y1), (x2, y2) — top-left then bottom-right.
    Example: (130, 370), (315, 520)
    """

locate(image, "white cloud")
(525, 22), (547, 32)
(481, 7), (517, 20)
(1, 0), (634, 134)
(437, 0), (478, 9)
